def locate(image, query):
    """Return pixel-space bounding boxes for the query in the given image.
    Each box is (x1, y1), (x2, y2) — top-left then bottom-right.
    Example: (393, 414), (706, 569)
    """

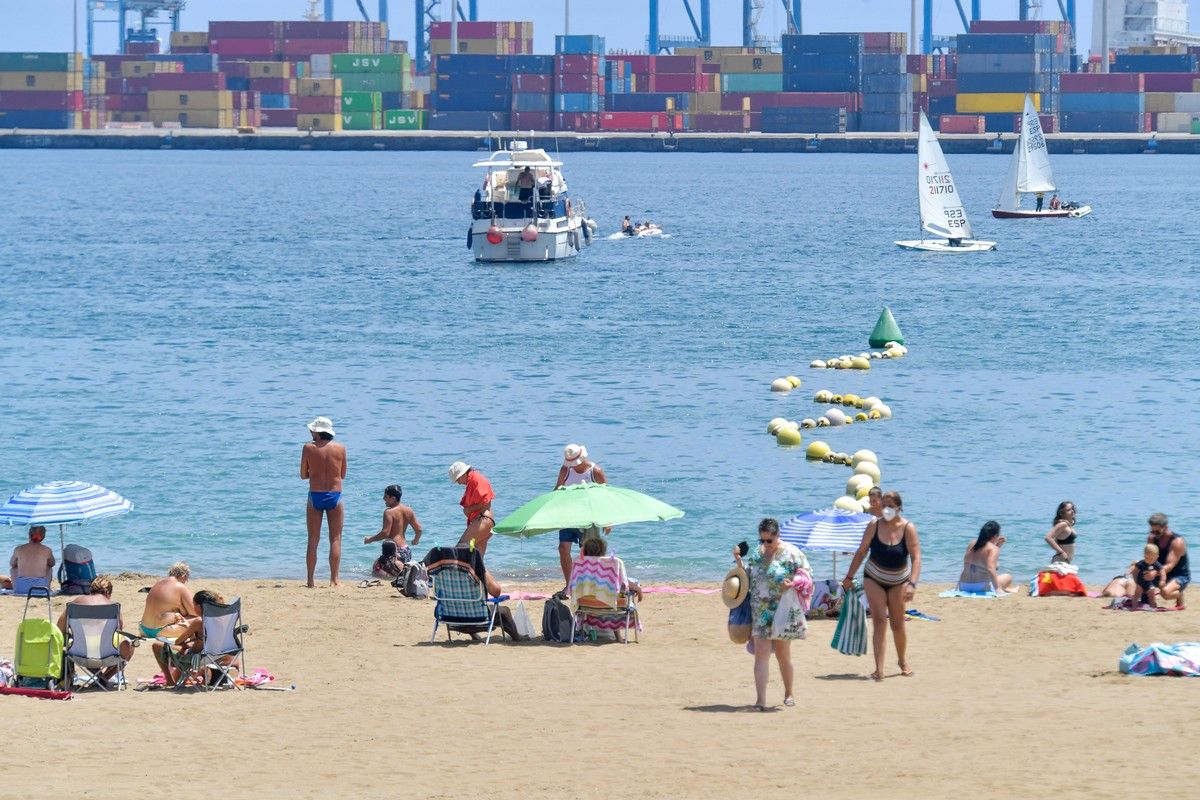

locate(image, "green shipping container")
(0, 52), (81, 72)
(330, 53), (411, 74)
(1193, 117), (1200, 135)
(384, 109), (424, 130)
(720, 72), (783, 93)
(335, 72), (407, 93)
(341, 110), (382, 130)
(341, 91), (382, 112)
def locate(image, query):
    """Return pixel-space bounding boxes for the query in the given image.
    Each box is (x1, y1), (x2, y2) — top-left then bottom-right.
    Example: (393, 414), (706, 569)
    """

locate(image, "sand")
(1, 575), (1197, 799)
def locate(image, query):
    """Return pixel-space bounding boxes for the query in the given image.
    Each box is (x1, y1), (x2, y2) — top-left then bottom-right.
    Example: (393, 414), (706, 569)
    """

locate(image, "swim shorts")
(558, 528), (583, 545)
(12, 576), (50, 596)
(309, 491), (342, 511)
(1169, 574), (1191, 591)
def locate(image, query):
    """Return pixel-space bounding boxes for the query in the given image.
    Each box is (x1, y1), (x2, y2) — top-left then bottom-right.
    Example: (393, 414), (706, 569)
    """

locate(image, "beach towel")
(831, 585), (867, 656)
(905, 609), (940, 621)
(569, 556), (624, 609)
(939, 588), (1006, 599)
(806, 579), (842, 619)
(1105, 599), (1185, 613)
(1043, 562), (1079, 576)
(1034, 571), (1087, 597)
(1119, 642), (1200, 676)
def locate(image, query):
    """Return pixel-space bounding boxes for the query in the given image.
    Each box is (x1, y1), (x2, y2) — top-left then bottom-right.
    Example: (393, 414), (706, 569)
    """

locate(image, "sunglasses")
(759, 535), (778, 544)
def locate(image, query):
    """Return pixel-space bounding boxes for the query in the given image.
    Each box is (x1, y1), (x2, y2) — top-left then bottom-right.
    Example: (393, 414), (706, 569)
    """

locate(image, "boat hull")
(470, 217), (589, 262)
(992, 205), (1092, 219)
(894, 238), (997, 253)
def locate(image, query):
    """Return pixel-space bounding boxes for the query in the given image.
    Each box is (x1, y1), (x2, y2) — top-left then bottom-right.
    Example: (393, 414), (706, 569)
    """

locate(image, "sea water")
(1, 148), (1197, 585)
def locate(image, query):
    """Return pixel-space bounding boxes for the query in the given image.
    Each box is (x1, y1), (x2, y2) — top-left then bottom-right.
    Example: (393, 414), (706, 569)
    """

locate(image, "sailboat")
(992, 95), (1092, 219)
(895, 111), (997, 253)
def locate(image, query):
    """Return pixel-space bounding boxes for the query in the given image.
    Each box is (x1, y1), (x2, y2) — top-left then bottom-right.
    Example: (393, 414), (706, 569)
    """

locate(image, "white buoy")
(770, 378), (792, 392)
(847, 473), (874, 496)
(823, 408), (846, 426)
(814, 389), (833, 403)
(861, 396), (882, 411)
(873, 403), (893, 419)
(833, 495), (861, 512)
(815, 417), (830, 427)
(810, 360), (826, 369)
(854, 462), (882, 484)
(851, 449), (878, 467)
(767, 417), (789, 434)
(799, 418), (816, 429)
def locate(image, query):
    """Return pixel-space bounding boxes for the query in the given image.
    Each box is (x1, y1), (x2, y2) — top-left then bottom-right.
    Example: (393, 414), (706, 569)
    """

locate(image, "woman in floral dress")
(732, 517), (811, 710)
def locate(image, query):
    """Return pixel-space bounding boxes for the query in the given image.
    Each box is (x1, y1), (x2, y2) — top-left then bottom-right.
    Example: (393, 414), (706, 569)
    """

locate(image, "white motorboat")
(468, 141), (592, 262)
(896, 111), (997, 253)
(992, 95), (1092, 219)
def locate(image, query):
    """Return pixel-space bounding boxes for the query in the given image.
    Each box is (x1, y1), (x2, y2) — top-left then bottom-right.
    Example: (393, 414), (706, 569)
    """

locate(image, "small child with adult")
(1129, 543), (1163, 608)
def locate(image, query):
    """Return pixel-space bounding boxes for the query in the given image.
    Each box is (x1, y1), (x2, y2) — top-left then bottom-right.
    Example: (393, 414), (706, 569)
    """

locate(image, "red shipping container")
(906, 54), (930, 75)
(554, 55), (602, 75)
(281, 39), (351, 57)
(281, 21), (354, 38)
(599, 111), (682, 131)
(772, 92), (860, 112)
(512, 111), (552, 130)
(249, 77), (294, 93)
(210, 38), (280, 57)
(230, 91), (261, 109)
(554, 73), (601, 93)
(512, 74), (551, 92)
(554, 112), (599, 131)
(148, 72), (226, 90)
(689, 113), (749, 132)
(170, 46), (210, 54)
(653, 73), (704, 92)
(259, 107), (298, 127)
(653, 54), (701, 74)
(1059, 72), (1143, 93)
(632, 73), (656, 92)
(1142, 73), (1197, 92)
(125, 41), (160, 55)
(928, 78), (957, 97)
(210, 21), (282, 39)
(297, 95), (338, 113)
(0, 90), (83, 111)
(701, 63), (721, 74)
(623, 55), (656, 73)
(122, 77), (151, 94)
(218, 60), (253, 78)
(107, 93), (148, 111)
(429, 20), (506, 39)
(912, 91), (929, 111)
(1014, 113), (1059, 134)
(939, 114), (985, 134)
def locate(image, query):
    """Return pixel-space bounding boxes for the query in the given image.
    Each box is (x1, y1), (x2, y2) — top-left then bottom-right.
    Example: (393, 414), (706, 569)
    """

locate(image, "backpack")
(541, 597), (574, 643)
(58, 544), (97, 596)
(392, 563), (430, 599)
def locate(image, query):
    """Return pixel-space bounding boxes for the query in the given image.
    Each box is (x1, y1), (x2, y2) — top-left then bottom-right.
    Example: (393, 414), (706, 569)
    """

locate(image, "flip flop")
(357, 579), (381, 588)
(783, 697), (796, 707)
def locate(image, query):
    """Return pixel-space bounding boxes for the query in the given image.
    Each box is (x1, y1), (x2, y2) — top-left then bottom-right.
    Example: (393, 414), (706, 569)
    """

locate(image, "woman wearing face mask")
(841, 491), (921, 681)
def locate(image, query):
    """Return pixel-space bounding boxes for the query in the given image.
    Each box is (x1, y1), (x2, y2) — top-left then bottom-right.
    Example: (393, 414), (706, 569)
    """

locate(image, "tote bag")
(830, 585), (867, 656)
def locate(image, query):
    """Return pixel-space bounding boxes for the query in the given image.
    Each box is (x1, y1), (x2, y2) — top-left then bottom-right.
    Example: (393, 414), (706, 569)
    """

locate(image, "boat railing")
(472, 194), (570, 223)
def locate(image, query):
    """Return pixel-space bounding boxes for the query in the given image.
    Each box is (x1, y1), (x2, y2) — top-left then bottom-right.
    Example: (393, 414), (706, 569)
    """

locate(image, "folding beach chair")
(568, 556), (640, 645)
(63, 602), (139, 690)
(424, 546), (509, 645)
(164, 597), (247, 690)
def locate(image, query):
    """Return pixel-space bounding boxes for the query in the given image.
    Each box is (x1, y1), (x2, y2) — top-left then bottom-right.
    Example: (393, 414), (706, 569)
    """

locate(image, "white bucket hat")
(448, 461), (471, 483)
(307, 416), (335, 436)
(563, 443), (587, 467)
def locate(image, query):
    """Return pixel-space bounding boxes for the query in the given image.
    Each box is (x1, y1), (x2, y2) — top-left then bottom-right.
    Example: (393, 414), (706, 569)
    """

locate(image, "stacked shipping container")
(858, 33), (912, 132)
(0, 52), (85, 129)
(555, 35), (605, 131)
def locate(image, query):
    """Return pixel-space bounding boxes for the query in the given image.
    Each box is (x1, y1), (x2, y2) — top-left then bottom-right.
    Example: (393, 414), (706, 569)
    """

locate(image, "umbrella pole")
(59, 523), (66, 587)
(832, 552), (837, 582)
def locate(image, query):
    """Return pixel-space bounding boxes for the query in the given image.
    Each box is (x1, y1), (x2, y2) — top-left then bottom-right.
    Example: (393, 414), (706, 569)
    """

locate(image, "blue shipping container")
(555, 35), (605, 55)
(861, 53), (906, 74)
(1112, 54), (1198, 73)
(434, 91), (512, 112)
(508, 55), (556, 74)
(761, 106), (847, 133)
(858, 111), (913, 132)
(783, 53), (861, 75)
(511, 92), (552, 112)
(432, 54), (511, 73)
(928, 96), (958, 117)
(605, 92), (688, 112)
(381, 91), (404, 109)
(435, 71), (512, 93)
(555, 92), (600, 113)
(1060, 111), (1144, 133)
(0, 109), (75, 128)
(1059, 92), (1144, 113)
(955, 33), (1058, 54)
(862, 73), (911, 93)
(781, 34), (863, 55)
(148, 53), (220, 72)
(862, 92), (914, 114)
(225, 76), (250, 91)
(783, 72), (860, 92)
(428, 110), (511, 130)
(955, 71), (1058, 94)
(260, 93), (291, 108)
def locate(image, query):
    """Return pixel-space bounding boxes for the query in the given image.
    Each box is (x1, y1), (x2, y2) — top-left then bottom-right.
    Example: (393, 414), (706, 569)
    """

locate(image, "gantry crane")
(920, 1), (1078, 53)
(85, 0), (183, 57)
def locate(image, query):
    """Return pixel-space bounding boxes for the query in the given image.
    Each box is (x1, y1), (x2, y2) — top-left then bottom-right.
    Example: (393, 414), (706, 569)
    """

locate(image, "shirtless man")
(1148, 512), (1189, 608)
(57, 575), (136, 682)
(301, 416), (347, 587)
(9, 526), (55, 595)
(450, 461), (495, 557)
(139, 562), (197, 675)
(364, 484), (423, 563)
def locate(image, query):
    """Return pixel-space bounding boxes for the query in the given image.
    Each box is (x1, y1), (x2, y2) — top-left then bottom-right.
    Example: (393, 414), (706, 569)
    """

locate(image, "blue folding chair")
(426, 548), (509, 645)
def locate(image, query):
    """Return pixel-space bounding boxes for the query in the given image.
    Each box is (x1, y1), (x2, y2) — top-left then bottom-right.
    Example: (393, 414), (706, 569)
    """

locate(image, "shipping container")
(281, 39), (354, 58)
(170, 31), (209, 48)
(0, 52), (83, 72)
(553, 112), (600, 130)
(147, 90), (233, 110)
(939, 114), (986, 133)
(0, 72), (83, 91)
(259, 93), (293, 108)
(1060, 111), (1145, 133)
(297, 78), (342, 97)
(653, 55), (701, 74)
(435, 71), (509, 93)
(655, 73), (706, 92)
(858, 111), (913, 132)
(781, 34), (863, 55)
(599, 110), (682, 131)
(149, 108), (232, 127)
(784, 53), (861, 75)
(676, 46), (770, 62)
(862, 73), (911, 93)
(297, 95), (338, 114)
(605, 92), (688, 112)
(1175, 93), (1200, 113)
(554, 54), (603, 74)
(0, 90), (83, 110)
(720, 72), (783, 93)
(969, 19), (1069, 35)
(555, 73), (601, 93)
(433, 54), (511, 73)
(148, 72), (226, 91)
(340, 90), (382, 111)
(330, 53), (409, 73)
(248, 77), (295, 94)
(427, 110), (510, 129)
(512, 73), (551, 92)
(719, 54), (783, 73)
(509, 55), (555, 74)
(783, 73), (860, 93)
(146, 53), (220, 72)
(341, 110), (381, 130)
(297, 112), (342, 130)
(338, 73), (406, 93)
(955, 33), (1059, 55)
(1153, 111), (1197, 132)
(1058, 72), (1143, 93)
(281, 21), (356, 38)
(511, 91), (551, 112)
(209, 21), (283, 39)
(1014, 113), (1059, 133)
(1059, 92), (1144, 113)
(383, 108), (424, 129)
(761, 105), (848, 133)
(956, 92), (1039, 113)
(1112, 54), (1198, 73)
(209, 39), (279, 57)
(0, 109), (80, 128)
(555, 92), (600, 113)
(259, 107), (298, 126)
(1143, 93), (1175, 113)
(688, 112), (753, 132)
(555, 35), (605, 55)
(510, 110), (550, 129)
(434, 91), (511, 112)
(1142, 73), (1197, 92)
(955, 71), (1057, 94)
(862, 93), (914, 114)
(955, 53), (1053, 73)
(861, 53), (906, 74)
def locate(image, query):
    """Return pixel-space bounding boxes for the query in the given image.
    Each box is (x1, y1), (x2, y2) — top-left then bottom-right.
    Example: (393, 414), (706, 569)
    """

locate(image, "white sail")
(1016, 94), (1055, 194)
(996, 131), (1023, 211)
(917, 111), (973, 240)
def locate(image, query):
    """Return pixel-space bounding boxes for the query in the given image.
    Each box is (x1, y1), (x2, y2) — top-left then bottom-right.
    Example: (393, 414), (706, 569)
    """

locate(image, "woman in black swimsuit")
(1044, 501), (1077, 563)
(842, 491), (922, 681)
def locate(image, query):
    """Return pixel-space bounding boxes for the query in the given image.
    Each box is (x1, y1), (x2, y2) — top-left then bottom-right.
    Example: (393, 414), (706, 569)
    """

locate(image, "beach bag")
(512, 601), (536, 639)
(831, 585), (867, 656)
(541, 597), (574, 643)
(727, 595), (752, 644)
(393, 563), (430, 599)
(58, 544), (96, 595)
(771, 586), (808, 639)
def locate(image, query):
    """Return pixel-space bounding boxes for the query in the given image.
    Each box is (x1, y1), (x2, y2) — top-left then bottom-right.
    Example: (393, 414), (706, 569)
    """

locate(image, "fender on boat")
(581, 221), (591, 243)
(466, 226), (473, 250)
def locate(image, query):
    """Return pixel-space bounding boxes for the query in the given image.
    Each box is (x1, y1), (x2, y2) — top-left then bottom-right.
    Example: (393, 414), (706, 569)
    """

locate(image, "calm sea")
(1, 147), (1197, 585)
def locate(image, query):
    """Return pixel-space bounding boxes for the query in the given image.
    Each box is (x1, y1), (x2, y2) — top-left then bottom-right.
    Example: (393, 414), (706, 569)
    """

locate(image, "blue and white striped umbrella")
(0, 481), (133, 528)
(779, 508), (873, 553)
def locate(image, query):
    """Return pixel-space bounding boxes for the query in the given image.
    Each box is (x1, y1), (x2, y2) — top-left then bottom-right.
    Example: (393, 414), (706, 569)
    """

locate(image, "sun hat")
(448, 461), (471, 483)
(563, 443), (588, 467)
(722, 564), (750, 609)
(307, 416), (336, 436)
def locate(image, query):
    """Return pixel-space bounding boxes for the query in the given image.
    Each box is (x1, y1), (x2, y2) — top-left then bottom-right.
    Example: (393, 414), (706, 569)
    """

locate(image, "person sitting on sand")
(430, 547), (529, 642)
(1148, 513), (1188, 608)
(56, 575), (136, 682)
(575, 535), (642, 643)
(958, 521), (1014, 594)
(9, 525), (55, 595)
(165, 589), (237, 685)
(364, 484), (422, 564)
(1045, 501), (1078, 564)
(140, 562), (198, 675)
(1128, 543), (1163, 608)
(372, 540), (408, 581)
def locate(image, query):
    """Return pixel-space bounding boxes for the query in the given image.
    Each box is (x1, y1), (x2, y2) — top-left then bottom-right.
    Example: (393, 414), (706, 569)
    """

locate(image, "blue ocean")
(1, 147), (1197, 585)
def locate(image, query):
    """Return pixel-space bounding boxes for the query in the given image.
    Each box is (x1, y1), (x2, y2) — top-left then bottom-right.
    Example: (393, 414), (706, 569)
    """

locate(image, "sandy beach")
(1, 575), (1197, 799)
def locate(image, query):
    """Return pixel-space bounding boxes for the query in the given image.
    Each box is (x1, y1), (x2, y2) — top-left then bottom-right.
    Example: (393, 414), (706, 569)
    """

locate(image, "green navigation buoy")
(868, 307), (904, 348)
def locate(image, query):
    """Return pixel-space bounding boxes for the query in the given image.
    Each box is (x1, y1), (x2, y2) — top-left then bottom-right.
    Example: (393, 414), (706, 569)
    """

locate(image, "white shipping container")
(1172, 92), (1200, 113)
(1155, 111), (1198, 132)
(309, 54), (332, 78)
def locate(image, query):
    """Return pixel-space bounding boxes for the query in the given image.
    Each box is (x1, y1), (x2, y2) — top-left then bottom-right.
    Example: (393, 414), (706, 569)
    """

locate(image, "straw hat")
(448, 461), (471, 483)
(563, 443), (588, 467)
(307, 416), (335, 436)
(722, 564), (750, 608)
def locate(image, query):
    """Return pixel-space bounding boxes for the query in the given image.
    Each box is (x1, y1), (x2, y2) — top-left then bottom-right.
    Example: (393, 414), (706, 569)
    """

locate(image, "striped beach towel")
(831, 585), (867, 656)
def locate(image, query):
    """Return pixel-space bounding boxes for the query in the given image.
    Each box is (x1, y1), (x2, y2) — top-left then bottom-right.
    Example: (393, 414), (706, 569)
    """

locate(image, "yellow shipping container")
(690, 92), (724, 113)
(956, 92), (1039, 113)
(911, 74), (927, 92)
(0, 71), (82, 91)
(429, 38), (509, 56)
(148, 90), (234, 111)
(86, 76), (108, 94)
(248, 61), (292, 79)
(297, 78), (342, 97)
(677, 46), (770, 62)
(112, 111), (149, 122)
(150, 109), (233, 128)
(298, 113), (342, 131)
(1144, 93), (1175, 113)
(121, 60), (177, 77)
(170, 31), (209, 47)
(718, 53), (783, 73)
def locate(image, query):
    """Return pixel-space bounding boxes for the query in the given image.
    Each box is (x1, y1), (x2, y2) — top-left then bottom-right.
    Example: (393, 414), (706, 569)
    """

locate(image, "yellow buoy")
(850, 356), (871, 370)
(842, 393), (859, 406)
(775, 427), (802, 447)
(830, 394), (843, 404)
(868, 409), (882, 419)
(785, 375), (802, 388)
(855, 483), (874, 499)
(805, 440), (831, 460)
(855, 412), (868, 421)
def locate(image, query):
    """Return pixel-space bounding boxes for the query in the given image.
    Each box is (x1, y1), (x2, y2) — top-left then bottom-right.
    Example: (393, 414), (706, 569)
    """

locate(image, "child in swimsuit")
(1129, 543), (1163, 607)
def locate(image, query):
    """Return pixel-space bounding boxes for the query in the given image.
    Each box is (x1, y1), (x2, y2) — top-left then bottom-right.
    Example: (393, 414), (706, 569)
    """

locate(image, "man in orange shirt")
(450, 461), (495, 557)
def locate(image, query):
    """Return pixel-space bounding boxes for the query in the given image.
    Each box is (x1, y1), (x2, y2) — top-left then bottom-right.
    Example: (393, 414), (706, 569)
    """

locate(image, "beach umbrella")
(779, 507), (873, 578)
(493, 483), (684, 539)
(0, 481), (134, 555)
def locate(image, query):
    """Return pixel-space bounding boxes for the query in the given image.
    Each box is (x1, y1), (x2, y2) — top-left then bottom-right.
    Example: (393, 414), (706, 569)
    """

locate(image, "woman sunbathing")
(957, 521), (1014, 594)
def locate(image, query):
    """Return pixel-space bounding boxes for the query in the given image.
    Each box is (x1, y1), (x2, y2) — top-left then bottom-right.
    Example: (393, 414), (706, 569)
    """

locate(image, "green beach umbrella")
(493, 483), (684, 539)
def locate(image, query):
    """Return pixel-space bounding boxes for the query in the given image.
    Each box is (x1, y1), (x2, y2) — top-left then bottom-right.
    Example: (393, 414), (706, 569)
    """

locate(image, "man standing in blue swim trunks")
(301, 416), (347, 588)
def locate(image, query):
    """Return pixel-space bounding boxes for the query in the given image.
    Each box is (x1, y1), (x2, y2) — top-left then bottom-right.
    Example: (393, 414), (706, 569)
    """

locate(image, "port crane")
(85, 0), (183, 57)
